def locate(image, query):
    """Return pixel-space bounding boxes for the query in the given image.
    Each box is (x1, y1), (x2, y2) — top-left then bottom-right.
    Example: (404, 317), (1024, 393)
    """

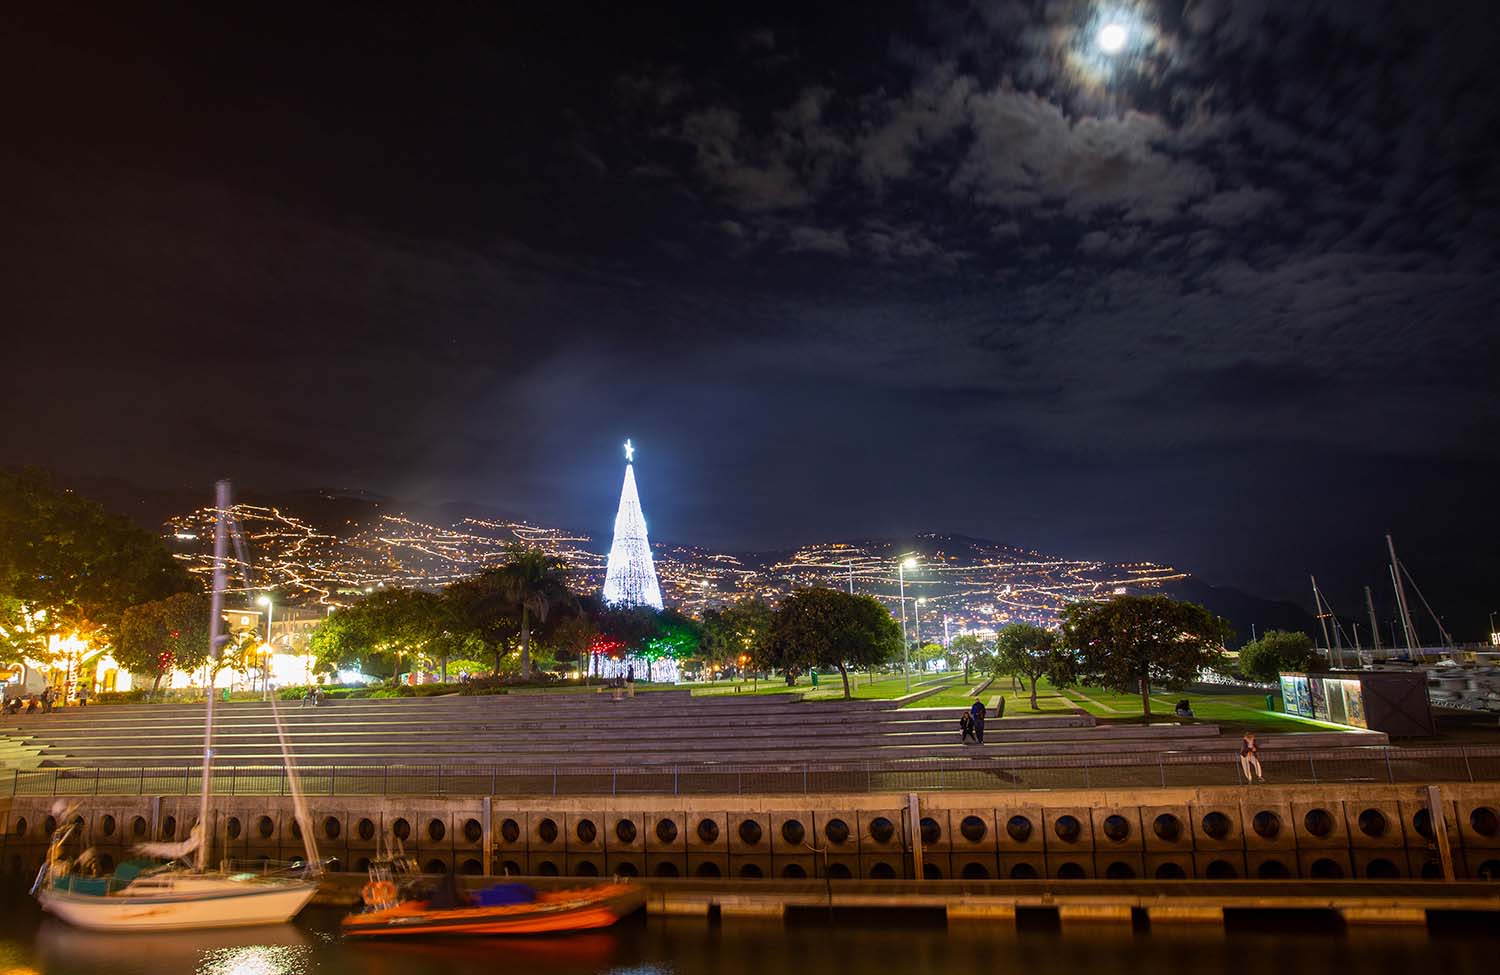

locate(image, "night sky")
(3, 2), (1497, 633)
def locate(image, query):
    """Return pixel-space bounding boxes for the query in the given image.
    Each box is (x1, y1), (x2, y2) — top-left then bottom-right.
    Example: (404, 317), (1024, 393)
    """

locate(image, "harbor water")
(0, 891), (1493, 975)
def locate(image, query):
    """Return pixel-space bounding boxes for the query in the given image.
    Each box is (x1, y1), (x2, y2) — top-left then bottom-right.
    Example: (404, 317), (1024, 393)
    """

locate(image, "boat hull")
(342, 884), (645, 937)
(38, 880), (318, 932)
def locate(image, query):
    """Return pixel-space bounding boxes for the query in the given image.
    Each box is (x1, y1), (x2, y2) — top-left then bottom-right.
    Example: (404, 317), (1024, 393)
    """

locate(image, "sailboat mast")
(267, 692), (322, 873)
(1311, 575), (1336, 667)
(1387, 534), (1419, 651)
(1365, 586), (1382, 651)
(197, 479), (230, 873)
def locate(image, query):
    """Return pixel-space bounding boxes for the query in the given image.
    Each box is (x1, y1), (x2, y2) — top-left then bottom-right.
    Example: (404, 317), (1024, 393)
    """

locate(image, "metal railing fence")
(7, 745), (1500, 798)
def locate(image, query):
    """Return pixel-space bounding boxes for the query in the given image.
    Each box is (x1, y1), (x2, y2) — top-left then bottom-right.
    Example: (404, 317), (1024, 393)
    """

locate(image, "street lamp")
(898, 557), (917, 693)
(257, 594), (273, 701)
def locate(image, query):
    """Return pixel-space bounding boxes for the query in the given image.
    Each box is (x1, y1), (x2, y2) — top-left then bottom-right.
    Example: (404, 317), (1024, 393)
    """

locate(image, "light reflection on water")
(196, 945), (312, 975)
(29, 922), (312, 975)
(1, 901), (1494, 975)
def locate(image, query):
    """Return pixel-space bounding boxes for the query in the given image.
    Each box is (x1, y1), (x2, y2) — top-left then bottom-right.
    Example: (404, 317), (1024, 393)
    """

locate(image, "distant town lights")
(166, 497), (1188, 631)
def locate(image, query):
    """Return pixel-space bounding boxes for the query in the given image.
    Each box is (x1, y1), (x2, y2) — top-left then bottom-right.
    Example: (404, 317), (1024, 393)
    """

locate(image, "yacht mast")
(196, 479), (230, 873)
(1311, 575), (1337, 668)
(1365, 586), (1382, 651)
(1387, 534), (1419, 651)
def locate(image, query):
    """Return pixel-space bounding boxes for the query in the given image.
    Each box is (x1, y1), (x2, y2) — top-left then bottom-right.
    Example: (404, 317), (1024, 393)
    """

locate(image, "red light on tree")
(588, 636), (626, 660)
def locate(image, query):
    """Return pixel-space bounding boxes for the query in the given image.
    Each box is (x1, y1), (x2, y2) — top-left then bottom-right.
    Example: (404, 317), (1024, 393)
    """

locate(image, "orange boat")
(341, 882), (645, 938)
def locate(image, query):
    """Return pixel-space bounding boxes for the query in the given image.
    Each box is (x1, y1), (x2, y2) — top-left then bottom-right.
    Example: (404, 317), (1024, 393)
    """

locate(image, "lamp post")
(258, 644), (274, 702)
(898, 557), (917, 693)
(257, 594), (273, 701)
(915, 598), (926, 677)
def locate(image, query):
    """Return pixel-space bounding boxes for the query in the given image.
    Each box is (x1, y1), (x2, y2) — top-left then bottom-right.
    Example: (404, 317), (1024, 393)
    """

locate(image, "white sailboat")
(34, 479), (321, 931)
(35, 863), (319, 932)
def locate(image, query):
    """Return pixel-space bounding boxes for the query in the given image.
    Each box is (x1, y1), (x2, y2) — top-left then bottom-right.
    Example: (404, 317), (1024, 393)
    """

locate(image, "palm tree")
(493, 545), (575, 680)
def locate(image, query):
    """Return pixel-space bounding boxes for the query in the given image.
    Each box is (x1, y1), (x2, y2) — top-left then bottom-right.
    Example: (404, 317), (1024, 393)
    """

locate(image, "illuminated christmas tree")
(602, 439), (664, 611)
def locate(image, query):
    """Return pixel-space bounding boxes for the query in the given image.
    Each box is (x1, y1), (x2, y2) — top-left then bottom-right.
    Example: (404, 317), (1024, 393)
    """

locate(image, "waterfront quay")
(10, 779), (1498, 929)
(7, 692), (1500, 929)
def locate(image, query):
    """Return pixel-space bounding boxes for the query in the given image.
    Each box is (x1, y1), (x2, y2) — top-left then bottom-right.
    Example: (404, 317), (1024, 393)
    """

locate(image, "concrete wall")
(6, 782), (1500, 882)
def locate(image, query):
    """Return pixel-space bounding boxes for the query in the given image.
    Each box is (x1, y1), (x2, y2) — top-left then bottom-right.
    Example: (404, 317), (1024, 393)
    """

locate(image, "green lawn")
(902, 683), (988, 709)
(970, 677), (1347, 734)
(518, 672), (1344, 735)
(826, 673), (958, 701)
(687, 671), (955, 702)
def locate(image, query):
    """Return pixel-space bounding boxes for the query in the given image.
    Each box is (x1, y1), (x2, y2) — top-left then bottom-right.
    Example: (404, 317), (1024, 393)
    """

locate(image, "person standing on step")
(959, 709), (975, 744)
(969, 699), (986, 745)
(1239, 732), (1264, 783)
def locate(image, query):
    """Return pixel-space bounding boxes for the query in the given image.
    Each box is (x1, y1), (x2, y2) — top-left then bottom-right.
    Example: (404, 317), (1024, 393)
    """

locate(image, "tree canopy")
(301, 554), (907, 693)
(945, 633), (990, 684)
(308, 547), (605, 682)
(1059, 594), (1232, 718)
(913, 642), (946, 668)
(761, 588), (902, 699)
(481, 544), (575, 680)
(0, 468), (195, 659)
(546, 614), (599, 673)
(991, 622), (1070, 710)
(700, 599), (772, 673)
(115, 591), (213, 693)
(442, 571), (521, 675)
(310, 587), (456, 679)
(1237, 629), (1319, 683)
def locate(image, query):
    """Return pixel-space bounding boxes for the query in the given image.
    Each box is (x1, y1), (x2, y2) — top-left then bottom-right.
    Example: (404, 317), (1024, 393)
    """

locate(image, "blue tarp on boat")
(470, 883), (537, 906)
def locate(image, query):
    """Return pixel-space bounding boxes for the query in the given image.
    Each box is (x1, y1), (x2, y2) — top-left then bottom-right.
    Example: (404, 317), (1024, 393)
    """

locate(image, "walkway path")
(1062, 686), (1120, 714)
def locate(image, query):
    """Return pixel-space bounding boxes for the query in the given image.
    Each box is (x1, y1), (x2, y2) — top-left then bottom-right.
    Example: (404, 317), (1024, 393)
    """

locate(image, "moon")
(1097, 22), (1129, 54)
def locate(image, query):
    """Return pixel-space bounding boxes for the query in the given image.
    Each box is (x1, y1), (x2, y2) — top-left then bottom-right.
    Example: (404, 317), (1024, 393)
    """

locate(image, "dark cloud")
(785, 225), (851, 256)
(2, 0), (1498, 633)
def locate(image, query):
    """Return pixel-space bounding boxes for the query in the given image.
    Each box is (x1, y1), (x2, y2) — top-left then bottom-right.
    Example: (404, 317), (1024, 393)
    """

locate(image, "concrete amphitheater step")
(0, 710), (1098, 745)
(1, 708), (1186, 740)
(26, 728), (1384, 768)
(0, 695), (872, 728)
(0, 701), (921, 728)
(13, 720), (1226, 751)
(4, 702), (1098, 730)
(9, 722), (1230, 764)
(4, 692), (1388, 772)
(883, 707), (1096, 726)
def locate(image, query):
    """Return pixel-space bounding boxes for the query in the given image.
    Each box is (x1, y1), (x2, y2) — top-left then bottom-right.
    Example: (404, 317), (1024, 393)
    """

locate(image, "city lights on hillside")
(165, 502), (1187, 632)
